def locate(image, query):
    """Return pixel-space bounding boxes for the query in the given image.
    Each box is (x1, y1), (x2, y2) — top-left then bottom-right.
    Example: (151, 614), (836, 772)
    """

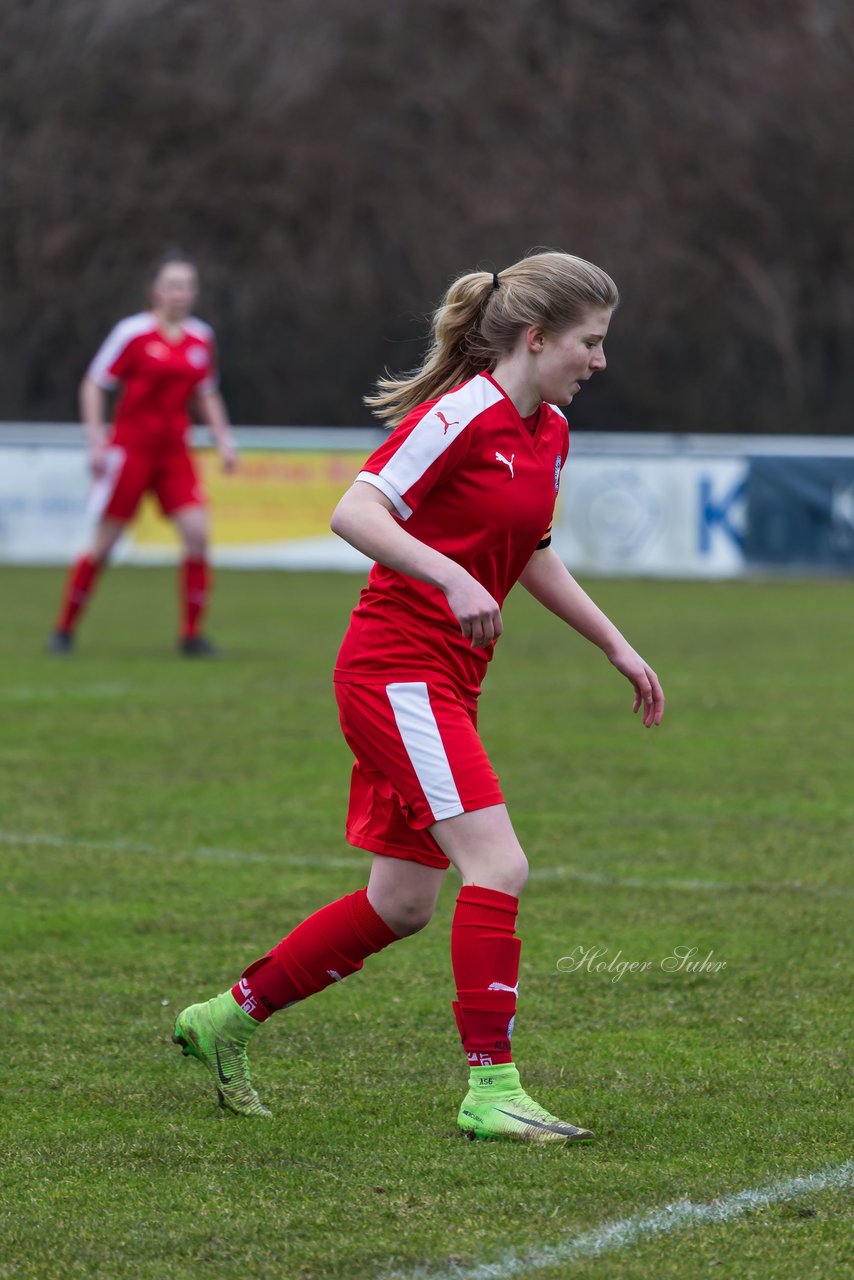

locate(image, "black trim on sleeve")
(536, 535), (552, 550)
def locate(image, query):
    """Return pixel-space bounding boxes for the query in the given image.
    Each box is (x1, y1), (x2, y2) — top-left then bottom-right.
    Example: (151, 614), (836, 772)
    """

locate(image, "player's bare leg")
(173, 855), (443, 1116)
(433, 804), (529, 895)
(432, 804), (594, 1143)
(90, 517), (129, 562)
(366, 855), (445, 937)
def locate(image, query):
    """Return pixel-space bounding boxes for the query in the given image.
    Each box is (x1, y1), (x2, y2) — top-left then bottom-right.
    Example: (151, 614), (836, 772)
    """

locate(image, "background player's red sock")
(56, 554), (102, 633)
(451, 884), (521, 1067)
(230, 887), (399, 1021)
(180, 556), (210, 640)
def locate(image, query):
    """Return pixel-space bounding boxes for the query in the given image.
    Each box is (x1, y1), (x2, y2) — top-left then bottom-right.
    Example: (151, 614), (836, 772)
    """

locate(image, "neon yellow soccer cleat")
(172, 992), (271, 1118)
(457, 1063), (593, 1142)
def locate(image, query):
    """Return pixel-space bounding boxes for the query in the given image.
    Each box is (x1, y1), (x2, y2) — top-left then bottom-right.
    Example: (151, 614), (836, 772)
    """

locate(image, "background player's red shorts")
(89, 445), (205, 522)
(334, 678), (504, 869)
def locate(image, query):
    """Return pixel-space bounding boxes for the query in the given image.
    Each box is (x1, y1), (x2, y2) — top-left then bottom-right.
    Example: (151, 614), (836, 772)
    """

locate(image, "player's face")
(534, 306), (612, 406)
(151, 263), (198, 321)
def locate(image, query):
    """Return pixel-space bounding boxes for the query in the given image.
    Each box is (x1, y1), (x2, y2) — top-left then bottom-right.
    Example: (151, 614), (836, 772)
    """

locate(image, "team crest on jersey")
(145, 341), (171, 361)
(554, 454), (562, 492)
(186, 344), (209, 368)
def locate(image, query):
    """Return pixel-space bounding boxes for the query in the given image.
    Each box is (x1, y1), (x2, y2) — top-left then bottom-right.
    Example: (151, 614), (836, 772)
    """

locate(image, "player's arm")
(331, 480), (502, 648)
(194, 388), (238, 473)
(79, 375), (110, 478)
(519, 546), (664, 726)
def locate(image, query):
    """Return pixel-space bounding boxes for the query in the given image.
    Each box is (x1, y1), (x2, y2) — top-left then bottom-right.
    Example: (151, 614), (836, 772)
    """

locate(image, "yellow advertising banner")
(132, 449), (366, 549)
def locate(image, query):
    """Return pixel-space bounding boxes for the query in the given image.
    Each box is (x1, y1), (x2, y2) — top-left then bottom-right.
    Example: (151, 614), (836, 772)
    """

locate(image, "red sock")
(180, 557), (210, 641)
(230, 887), (399, 1022)
(56, 554), (102, 633)
(451, 884), (520, 1067)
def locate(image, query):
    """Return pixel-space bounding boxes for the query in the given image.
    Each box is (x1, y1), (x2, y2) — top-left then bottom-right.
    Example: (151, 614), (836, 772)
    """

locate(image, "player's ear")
(525, 325), (546, 354)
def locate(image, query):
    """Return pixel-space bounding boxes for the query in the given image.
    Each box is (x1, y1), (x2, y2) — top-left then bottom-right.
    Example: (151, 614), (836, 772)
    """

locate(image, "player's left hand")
(607, 642), (664, 727)
(219, 443), (239, 474)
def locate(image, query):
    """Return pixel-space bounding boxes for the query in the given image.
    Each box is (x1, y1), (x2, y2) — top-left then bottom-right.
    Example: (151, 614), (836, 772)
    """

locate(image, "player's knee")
(480, 849), (528, 897)
(387, 898), (436, 937)
(182, 526), (208, 558)
(90, 537), (118, 566)
(175, 509), (209, 558)
(501, 850), (529, 896)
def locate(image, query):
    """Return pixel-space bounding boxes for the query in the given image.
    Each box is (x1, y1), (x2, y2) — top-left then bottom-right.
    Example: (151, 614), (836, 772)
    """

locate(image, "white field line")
(529, 864), (854, 900)
(1, 681), (130, 701)
(1, 828), (851, 897)
(0, 828), (356, 870)
(386, 1160), (854, 1280)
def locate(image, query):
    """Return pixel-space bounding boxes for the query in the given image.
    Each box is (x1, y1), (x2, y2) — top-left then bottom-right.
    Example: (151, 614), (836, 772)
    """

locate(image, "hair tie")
(492, 272), (500, 290)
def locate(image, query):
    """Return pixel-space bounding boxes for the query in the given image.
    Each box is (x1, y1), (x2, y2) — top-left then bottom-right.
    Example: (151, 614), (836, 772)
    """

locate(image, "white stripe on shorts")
(385, 682), (464, 822)
(86, 446), (126, 521)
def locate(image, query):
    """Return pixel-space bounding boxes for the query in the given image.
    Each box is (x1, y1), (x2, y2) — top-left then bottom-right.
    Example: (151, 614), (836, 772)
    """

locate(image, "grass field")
(1, 566), (852, 1280)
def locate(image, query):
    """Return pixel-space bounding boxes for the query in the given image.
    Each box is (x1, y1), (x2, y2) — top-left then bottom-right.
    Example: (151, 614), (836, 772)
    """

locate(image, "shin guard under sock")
(231, 887), (399, 1021)
(180, 557), (210, 641)
(56, 554), (102, 633)
(451, 884), (521, 1067)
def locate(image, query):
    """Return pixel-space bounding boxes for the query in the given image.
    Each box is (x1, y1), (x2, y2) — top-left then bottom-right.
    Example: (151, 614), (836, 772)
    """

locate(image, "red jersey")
(334, 372), (569, 701)
(88, 312), (217, 451)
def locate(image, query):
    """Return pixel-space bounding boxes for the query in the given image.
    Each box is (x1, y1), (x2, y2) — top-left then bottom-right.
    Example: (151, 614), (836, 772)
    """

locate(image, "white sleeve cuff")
(355, 471), (412, 519)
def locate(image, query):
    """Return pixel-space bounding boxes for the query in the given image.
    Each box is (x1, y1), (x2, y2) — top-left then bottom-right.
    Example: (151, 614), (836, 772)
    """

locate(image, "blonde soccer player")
(174, 250), (664, 1140)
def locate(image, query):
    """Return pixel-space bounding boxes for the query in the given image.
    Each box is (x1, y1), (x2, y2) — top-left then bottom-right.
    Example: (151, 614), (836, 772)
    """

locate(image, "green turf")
(1, 567), (852, 1279)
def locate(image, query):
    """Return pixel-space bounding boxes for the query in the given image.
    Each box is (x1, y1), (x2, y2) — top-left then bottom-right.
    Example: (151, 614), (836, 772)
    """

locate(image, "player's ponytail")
(365, 250), (619, 427)
(365, 270), (495, 426)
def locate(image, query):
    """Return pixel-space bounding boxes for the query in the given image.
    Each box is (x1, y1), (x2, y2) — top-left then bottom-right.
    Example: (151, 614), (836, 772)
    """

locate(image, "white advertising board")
(553, 457), (748, 578)
(5, 426), (850, 578)
(0, 447), (90, 563)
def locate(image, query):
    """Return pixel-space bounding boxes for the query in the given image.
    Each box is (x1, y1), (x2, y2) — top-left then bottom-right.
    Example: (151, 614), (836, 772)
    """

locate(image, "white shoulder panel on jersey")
(184, 316), (217, 391)
(184, 316), (214, 342)
(88, 313), (154, 389)
(367, 375), (505, 519)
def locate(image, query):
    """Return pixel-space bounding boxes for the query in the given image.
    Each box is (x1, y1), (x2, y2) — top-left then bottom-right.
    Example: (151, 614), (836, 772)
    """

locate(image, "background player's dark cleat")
(46, 629), (74, 655)
(179, 635), (222, 658)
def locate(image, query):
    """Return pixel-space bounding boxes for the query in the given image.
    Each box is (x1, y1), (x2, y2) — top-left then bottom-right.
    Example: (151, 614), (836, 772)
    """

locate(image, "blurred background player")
(48, 251), (237, 656)
(172, 250), (665, 1140)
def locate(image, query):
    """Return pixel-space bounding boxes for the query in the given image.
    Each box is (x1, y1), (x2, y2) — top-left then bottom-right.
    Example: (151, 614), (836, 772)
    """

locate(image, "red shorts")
(89, 445), (205, 523)
(334, 678), (504, 869)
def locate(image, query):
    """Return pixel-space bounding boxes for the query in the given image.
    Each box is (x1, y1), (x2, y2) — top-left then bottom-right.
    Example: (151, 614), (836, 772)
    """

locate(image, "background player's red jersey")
(88, 312), (216, 450)
(334, 373), (569, 701)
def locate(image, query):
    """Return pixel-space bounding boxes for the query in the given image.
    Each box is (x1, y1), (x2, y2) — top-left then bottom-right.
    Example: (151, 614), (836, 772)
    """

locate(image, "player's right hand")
(88, 439), (108, 478)
(445, 573), (503, 648)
